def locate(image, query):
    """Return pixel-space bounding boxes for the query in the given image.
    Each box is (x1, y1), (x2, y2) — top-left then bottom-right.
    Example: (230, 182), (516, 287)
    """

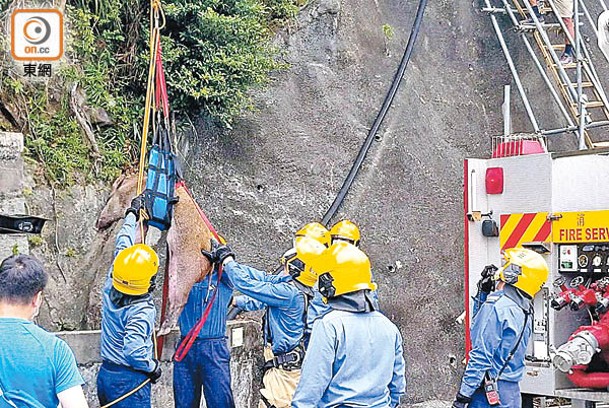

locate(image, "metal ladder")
(482, 0), (609, 148)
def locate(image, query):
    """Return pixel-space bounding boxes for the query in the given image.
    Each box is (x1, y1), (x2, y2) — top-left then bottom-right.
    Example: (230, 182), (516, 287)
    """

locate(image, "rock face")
(0, 132), (29, 259)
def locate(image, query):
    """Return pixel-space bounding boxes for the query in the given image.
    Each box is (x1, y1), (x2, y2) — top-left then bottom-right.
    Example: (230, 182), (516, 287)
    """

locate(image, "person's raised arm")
(233, 294), (266, 311)
(202, 239), (295, 308)
(114, 191), (154, 258)
(227, 261), (295, 308)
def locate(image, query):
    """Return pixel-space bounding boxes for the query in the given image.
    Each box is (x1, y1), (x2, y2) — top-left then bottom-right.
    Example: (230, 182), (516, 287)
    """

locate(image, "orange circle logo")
(23, 17), (51, 45)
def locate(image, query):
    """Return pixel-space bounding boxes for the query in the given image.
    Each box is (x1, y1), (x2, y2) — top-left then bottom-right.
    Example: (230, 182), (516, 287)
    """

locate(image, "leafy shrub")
(0, 0), (303, 184)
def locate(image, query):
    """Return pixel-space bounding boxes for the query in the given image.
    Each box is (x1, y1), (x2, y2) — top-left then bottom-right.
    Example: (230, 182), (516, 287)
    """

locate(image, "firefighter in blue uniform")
(304, 220), (379, 344)
(292, 241), (406, 407)
(202, 237), (320, 408)
(453, 248), (549, 408)
(97, 194), (162, 408)
(173, 265), (235, 408)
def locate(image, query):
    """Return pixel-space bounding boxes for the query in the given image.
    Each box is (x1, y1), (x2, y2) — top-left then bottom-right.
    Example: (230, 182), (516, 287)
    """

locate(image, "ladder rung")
(554, 62), (577, 68)
(571, 101), (606, 108)
(585, 101), (606, 108)
(520, 22), (563, 30)
(562, 81), (594, 88)
(548, 44), (565, 50)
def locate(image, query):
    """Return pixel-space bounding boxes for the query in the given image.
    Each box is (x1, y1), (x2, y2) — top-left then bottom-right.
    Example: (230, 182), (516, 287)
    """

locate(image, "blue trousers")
(470, 380), (521, 408)
(173, 337), (235, 408)
(97, 361), (151, 408)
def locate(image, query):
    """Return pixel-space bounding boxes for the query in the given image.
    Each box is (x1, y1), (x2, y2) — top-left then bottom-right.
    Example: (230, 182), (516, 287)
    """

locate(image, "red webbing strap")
(154, 42), (170, 120)
(174, 263), (224, 362)
(175, 180), (224, 243)
(156, 247), (170, 357)
(172, 180), (225, 361)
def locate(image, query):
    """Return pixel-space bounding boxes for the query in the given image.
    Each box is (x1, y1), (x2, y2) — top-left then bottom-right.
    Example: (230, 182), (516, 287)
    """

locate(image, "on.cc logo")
(10, 9), (63, 61)
(23, 17), (52, 45)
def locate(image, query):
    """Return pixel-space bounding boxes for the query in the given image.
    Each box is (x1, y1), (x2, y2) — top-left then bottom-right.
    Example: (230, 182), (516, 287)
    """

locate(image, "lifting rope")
(99, 2), (166, 406)
(321, 0), (428, 226)
(136, 0), (166, 239)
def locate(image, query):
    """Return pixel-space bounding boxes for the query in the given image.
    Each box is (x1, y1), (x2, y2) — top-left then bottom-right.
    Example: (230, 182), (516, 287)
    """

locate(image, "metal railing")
(482, 0), (609, 148)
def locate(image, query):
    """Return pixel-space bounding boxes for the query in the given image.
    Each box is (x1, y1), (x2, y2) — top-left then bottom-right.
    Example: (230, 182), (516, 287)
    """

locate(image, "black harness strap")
(145, 119), (179, 231)
(494, 306), (532, 381)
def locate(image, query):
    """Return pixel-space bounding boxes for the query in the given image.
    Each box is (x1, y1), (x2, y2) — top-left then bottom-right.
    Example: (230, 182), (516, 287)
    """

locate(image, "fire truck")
(464, 136), (609, 407)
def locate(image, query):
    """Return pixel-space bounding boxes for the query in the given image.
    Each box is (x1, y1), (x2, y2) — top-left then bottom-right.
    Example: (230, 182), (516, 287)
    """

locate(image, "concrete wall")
(0, 132), (29, 258)
(57, 320), (263, 408)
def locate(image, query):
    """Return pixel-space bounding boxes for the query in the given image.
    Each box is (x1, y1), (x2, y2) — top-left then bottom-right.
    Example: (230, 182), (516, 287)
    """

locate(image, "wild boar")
(158, 183), (214, 335)
(97, 173), (215, 336)
(96, 172), (140, 230)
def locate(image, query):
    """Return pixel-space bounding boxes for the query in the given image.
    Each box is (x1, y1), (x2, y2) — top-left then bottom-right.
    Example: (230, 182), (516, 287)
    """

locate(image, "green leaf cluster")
(0, 0), (303, 184)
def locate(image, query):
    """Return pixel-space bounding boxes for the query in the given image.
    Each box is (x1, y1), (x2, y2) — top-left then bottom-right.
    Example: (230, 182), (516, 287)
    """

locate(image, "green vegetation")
(28, 235), (44, 247)
(382, 23), (395, 40)
(0, 0), (304, 184)
(382, 24), (395, 56)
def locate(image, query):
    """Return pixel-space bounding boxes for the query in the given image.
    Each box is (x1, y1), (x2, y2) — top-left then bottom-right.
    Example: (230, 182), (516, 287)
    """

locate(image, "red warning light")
(486, 167), (504, 195)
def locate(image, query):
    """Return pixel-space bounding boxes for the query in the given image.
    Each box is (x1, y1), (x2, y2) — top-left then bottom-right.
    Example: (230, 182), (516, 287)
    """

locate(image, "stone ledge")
(56, 319), (261, 364)
(56, 319), (262, 408)
(0, 196), (26, 214)
(0, 132), (24, 160)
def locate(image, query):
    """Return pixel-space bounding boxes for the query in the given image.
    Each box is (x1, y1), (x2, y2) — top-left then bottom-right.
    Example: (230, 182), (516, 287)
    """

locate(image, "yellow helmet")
(497, 248), (549, 298)
(294, 222), (331, 247)
(330, 220), (361, 246)
(281, 246), (318, 289)
(316, 242), (376, 299)
(281, 237), (326, 288)
(112, 244), (160, 296)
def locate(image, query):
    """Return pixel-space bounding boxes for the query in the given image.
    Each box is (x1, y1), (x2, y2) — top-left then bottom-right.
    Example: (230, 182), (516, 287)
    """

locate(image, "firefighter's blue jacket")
(306, 285), (379, 335)
(459, 285), (532, 398)
(178, 267), (233, 339)
(229, 260), (305, 355)
(292, 310), (406, 408)
(100, 213), (156, 372)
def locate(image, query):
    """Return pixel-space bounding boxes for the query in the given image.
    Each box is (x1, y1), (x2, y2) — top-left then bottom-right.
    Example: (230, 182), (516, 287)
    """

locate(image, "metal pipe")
(575, 0), (588, 149)
(541, 120), (609, 135)
(484, 0), (540, 132)
(600, 0), (608, 11)
(482, 7), (512, 14)
(580, 0), (599, 37)
(503, 85), (512, 135)
(499, 0), (521, 26)
(578, 34), (609, 109)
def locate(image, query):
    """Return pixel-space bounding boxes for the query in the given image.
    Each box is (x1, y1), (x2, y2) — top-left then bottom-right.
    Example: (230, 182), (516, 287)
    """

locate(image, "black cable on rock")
(226, 0), (428, 320)
(321, 0), (428, 226)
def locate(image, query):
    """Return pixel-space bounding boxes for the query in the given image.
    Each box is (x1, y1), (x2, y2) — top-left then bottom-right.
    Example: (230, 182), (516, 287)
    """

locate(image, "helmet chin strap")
(292, 280), (314, 297)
